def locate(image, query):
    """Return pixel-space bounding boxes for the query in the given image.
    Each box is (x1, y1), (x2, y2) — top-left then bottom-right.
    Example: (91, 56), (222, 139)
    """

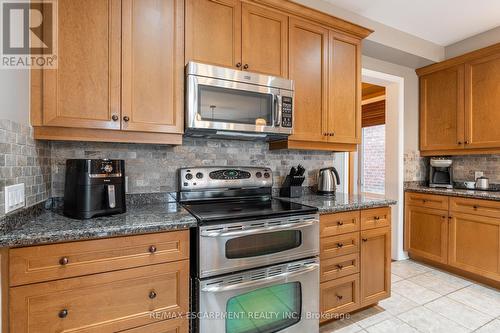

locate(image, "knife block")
(280, 175), (305, 198)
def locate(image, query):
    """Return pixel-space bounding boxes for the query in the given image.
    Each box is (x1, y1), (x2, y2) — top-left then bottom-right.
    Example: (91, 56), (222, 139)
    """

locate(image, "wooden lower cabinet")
(6, 231), (190, 333)
(360, 227), (391, 306)
(320, 208), (391, 324)
(405, 191), (500, 286)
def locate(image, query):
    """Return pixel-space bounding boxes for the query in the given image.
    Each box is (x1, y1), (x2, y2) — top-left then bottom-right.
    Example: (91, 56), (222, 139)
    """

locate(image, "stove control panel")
(179, 167), (272, 191)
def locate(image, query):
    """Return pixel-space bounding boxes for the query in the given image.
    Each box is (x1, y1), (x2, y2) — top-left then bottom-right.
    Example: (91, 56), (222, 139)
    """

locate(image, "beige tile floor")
(320, 259), (500, 333)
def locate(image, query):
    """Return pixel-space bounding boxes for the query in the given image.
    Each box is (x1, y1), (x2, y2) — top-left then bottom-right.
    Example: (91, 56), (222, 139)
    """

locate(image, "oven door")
(198, 258), (319, 333)
(198, 214), (319, 278)
(186, 74), (291, 135)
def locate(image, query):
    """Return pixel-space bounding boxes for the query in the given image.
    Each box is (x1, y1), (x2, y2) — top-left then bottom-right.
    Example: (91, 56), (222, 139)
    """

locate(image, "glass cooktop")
(181, 197), (317, 224)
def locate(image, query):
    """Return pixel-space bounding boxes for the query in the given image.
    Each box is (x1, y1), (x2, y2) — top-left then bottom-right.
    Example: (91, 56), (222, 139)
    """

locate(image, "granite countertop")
(279, 192), (397, 214)
(0, 196), (197, 248)
(405, 184), (500, 201)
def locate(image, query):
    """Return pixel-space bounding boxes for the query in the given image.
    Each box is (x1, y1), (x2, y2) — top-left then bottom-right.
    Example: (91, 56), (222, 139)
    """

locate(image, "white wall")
(446, 26), (500, 59)
(362, 56), (419, 154)
(0, 69), (30, 124)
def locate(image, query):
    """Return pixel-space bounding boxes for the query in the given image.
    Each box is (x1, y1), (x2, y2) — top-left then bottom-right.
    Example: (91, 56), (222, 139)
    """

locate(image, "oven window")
(225, 231), (302, 259)
(198, 85), (273, 126)
(226, 282), (301, 333)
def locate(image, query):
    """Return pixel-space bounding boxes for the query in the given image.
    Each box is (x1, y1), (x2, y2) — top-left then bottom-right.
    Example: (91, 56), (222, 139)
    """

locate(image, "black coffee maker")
(64, 159), (126, 219)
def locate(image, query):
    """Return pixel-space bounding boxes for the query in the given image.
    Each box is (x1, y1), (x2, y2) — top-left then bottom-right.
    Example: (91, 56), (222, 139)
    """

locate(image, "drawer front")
(405, 192), (449, 210)
(10, 230), (189, 286)
(321, 253), (359, 283)
(321, 232), (359, 260)
(120, 317), (188, 333)
(321, 211), (360, 237)
(10, 261), (189, 333)
(450, 197), (500, 218)
(320, 273), (359, 322)
(361, 207), (391, 230)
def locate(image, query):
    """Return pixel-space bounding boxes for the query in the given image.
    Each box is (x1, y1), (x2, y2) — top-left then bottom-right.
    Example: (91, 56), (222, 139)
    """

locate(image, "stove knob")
(256, 172), (262, 178)
(185, 173), (193, 180)
(264, 172), (270, 178)
(196, 172), (204, 179)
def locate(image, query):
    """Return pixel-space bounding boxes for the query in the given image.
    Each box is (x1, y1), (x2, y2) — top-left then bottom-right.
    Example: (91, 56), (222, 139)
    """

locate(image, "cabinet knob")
(123, 116), (130, 122)
(362, 238), (368, 242)
(473, 205), (478, 209)
(112, 114), (119, 121)
(337, 221), (344, 226)
(464, 141), (469, 144)
(374, 216), (380, 221)
(336, 242), (344, 248)
(236, 62), (242, 68)
(149, 291), (157, 299)
(458, 141), (462, 145)
(149, 245), (157, 253)
(336, 264), (343, 270)
(243, 64), (249, 70)
(336, 294), (343, 300)
(59, 257), (69, 266)
(58, 309), (69, 319)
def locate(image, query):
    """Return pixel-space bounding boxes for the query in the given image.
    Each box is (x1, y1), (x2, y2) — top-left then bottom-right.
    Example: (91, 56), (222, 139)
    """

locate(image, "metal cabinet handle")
(374, 216), (380, 221)
(243, 64), (249, 70)
(149, 291), (157, 299)
(336, 264), (343, 270)
(59, 257), (69, 266)
(112, 114), (119, 121)
(362, 238), (368, 242)
(337, 221), (344, 226)
(336, 242), (344, 248)
(336, 294), (343, 300)
(236, 62), (242, 68)
(59, 309), (68, 319)
(123, 116), (130, 122)
(149, 245), (157, 253)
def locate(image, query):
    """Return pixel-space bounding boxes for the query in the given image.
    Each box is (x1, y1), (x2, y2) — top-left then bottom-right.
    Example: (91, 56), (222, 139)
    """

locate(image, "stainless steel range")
(177, 167), (320, 333)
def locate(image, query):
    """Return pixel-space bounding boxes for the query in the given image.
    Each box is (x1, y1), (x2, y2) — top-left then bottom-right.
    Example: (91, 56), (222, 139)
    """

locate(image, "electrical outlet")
(474, 171), (484, 180)
(4, 183), (25, 214)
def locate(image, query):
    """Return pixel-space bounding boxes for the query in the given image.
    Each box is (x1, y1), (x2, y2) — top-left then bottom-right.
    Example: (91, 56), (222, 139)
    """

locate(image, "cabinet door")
(185, 0), (241, 68)
(42, 0), (121, 130)
(404, 205), (448, 264)
(241, 3), (288, 77)
(360, 227), (391, 306)
(465, 53), (500, 149)
(121, 0), (184, 134)
(449, 213), (500, 282)
(420, 65), (465, 151)
(328, 32), (361, 144)
(288, 18), (329, 142)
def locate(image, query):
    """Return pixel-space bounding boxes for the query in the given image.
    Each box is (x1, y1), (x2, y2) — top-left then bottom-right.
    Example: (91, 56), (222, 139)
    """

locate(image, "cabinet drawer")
(9, 230), (189, 286)
(321, 253), (359, 283)
(10, 261), (189, 333)
(405, 192), (449, 210)
(120, 317), (188, 333)
(320, 211), (360, 237)
(321, 232), (359, 260)
(320, 273), (359, 322)
(450, 197), (500, 218)
(361, 207), (391, 230)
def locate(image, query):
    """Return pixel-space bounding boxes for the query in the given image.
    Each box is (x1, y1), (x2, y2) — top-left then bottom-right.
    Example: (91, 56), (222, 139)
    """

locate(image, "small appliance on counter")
(64, 159), (126, 219)
(280, 164), (306, 197)
(475, 176), (490, 190)
(429, 158), (453, 188)
(316, 167), (340, 195)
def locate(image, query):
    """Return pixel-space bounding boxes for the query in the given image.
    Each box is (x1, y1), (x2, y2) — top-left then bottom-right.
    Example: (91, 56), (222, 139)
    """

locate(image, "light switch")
(5, 183), (25, 214)
(474, 171), (484, 180)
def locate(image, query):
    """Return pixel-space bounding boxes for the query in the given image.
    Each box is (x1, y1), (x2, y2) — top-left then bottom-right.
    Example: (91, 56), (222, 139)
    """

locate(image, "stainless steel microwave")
(185, 62), (294, 140)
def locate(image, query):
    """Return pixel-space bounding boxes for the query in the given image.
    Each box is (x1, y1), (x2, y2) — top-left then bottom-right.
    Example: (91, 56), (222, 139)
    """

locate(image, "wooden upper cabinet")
(465, 53), (500, 149)
(241, 3), (288, 77)
(42, 0), (121, 130)
(185, 0), (241, 69)
(288, 18), (329, 143)
(360, 227), (391, 306)
(448, 213), (500, 282)
(420, 65), (465, 151)
(121, 0), (184, 134)
(328, 32), (361, 144)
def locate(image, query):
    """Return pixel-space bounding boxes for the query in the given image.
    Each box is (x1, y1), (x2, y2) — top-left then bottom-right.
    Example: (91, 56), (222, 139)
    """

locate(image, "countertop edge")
(405, 187), (500, 201)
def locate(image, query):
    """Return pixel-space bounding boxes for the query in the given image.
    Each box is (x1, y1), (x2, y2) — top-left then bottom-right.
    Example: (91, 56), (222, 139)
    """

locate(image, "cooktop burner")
(182, 197), (317, 224)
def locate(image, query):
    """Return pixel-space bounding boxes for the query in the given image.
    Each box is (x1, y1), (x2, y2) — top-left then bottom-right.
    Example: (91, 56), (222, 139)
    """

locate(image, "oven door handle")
(201, 220), (316, 237)
(201, 263), (319, 293)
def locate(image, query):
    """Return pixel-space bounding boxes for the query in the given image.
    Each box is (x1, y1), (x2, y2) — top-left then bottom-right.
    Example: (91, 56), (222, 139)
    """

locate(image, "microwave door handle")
(201, 263), (319, 293)
(274, 94), (282, 127)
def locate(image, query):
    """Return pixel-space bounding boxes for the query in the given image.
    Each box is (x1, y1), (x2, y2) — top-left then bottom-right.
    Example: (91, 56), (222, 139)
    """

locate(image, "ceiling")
(324, 0), (500, 45)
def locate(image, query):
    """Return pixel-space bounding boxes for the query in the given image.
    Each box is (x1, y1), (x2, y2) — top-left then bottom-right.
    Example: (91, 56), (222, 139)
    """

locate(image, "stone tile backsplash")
(452, 154), (500, 182)
(50, 138), (337, 196)
(404, 150), (429, 182)
(0, 119), (51, 217)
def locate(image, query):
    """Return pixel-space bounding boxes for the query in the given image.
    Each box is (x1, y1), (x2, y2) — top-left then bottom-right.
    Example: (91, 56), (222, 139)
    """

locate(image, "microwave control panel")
(281, 96), (293, 128)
